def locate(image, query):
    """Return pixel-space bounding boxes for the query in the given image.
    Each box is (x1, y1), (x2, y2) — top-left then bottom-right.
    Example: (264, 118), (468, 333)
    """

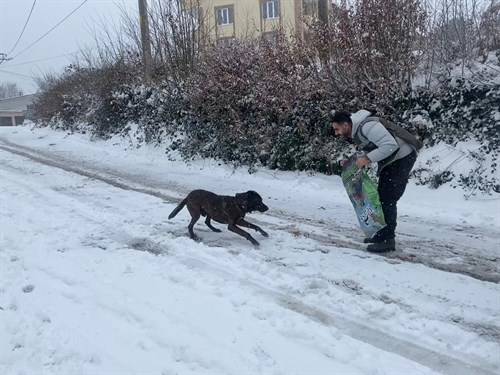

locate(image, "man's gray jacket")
(351, 110), (414, 171)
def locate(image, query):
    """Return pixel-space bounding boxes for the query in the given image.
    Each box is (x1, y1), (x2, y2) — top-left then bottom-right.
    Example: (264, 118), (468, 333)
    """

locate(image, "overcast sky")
(0, 0), (138, 94)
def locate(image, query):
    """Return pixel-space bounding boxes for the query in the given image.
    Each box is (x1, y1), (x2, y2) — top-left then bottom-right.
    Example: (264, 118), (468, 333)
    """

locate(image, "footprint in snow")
(22, 285), (35, 293)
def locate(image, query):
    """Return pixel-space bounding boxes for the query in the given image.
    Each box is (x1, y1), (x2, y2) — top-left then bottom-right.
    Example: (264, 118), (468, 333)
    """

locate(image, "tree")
(479, 0), (500, 55)
(419, 0), (490, 83)
(147, 0), (214, 85)
(0, 82), (23, 99)
(77, 0), (213, 88)
(306, 0), (426, 104)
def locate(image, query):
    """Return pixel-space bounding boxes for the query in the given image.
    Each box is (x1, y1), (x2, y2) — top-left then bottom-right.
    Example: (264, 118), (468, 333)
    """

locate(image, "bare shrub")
(177, 35), (339, 171)
(147, 0), (213, 85)
(479, 0), (500, 56)
(304, 0), (426, 107)
(419, 0), (491, 84)
(34, 60), (141, 137)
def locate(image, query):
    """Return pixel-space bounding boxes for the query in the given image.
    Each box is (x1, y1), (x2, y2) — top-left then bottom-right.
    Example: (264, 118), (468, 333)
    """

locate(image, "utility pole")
(317, 0), (330, 26)
(138, 0), (153, 81)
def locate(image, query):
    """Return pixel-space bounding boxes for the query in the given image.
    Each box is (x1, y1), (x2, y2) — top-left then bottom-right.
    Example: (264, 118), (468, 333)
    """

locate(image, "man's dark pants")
(373, 151), (417, 242)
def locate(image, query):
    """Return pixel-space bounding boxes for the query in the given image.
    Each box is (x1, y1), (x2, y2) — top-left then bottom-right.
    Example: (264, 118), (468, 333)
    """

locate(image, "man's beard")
(345, 137), (355, 144)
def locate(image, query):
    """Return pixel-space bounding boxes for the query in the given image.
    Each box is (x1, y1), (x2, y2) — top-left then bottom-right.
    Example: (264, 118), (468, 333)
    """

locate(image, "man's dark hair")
(331, 111), (352, 126)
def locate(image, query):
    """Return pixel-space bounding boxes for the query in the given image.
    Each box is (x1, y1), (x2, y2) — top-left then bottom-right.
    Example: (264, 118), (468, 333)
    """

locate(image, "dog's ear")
(246, 191), (262, 202)
(245, 191), (260, 200)
(246, 191), (268, 212)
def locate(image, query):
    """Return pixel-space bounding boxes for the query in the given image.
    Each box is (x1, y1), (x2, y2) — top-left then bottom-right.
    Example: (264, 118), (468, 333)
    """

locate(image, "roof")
(0, 94), (38, 112)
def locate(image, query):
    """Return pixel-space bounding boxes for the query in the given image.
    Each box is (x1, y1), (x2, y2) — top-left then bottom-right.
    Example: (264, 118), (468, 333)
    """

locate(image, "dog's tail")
(168, 198), (187, 219)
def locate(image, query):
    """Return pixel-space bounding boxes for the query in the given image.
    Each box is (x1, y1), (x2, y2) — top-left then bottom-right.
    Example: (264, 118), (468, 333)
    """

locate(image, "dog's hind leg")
(205, 216), (222, 233)
(187, 208), (201, 241)
(237, 219), (269, 237)
(227, 223), (260, 247)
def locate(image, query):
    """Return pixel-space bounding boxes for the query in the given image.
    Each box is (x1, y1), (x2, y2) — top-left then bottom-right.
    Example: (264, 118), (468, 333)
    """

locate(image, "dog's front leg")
(237, 219), (269, 237)
(205, 216), (222, 233)
(227, 223), (260, 247)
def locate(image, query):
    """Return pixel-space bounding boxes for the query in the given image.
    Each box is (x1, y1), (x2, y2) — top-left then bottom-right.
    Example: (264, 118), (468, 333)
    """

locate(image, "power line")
(10, 0), (89, 60)
(0, 69), (36, 80)
(2, 52), (80, 68)
(6, 0), (38, 56)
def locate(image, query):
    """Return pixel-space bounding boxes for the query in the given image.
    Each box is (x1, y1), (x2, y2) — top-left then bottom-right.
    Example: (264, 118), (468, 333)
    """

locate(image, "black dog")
(168, 189), (269, 246)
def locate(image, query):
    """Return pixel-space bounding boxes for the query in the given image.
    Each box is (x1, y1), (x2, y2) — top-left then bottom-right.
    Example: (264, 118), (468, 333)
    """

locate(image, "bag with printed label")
(341, 154), (386, 238)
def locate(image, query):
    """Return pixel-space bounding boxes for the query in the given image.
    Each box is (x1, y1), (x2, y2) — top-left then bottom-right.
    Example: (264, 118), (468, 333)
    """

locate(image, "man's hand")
(355, 155), (371, 168)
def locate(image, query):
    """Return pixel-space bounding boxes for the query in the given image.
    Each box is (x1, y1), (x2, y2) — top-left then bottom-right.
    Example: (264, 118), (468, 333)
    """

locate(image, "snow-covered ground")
(0, 125), (499, 375)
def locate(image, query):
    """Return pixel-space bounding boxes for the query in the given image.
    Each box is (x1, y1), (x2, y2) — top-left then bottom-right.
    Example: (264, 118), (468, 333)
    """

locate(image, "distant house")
(0, 94), (38, 126)
(183, 0), (331, 45)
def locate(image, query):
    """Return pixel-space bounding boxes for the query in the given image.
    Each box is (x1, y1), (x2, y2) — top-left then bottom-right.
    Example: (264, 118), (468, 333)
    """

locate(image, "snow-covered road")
(1, 126), (499, 374)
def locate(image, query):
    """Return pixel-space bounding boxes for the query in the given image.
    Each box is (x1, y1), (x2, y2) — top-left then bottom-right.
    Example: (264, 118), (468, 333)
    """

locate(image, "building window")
(262, 0), (280, 20)
(216, 6), (234, 26)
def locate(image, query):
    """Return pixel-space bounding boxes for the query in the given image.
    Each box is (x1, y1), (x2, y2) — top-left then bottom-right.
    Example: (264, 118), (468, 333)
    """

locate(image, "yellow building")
(185, 0), (331, 45)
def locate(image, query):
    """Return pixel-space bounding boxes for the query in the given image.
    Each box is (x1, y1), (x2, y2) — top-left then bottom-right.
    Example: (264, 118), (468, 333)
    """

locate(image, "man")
(332, 110), (418, 252)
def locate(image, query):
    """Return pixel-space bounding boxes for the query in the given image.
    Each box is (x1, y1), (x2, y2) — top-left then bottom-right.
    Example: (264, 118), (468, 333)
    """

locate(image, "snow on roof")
(0, 94), (38, 112)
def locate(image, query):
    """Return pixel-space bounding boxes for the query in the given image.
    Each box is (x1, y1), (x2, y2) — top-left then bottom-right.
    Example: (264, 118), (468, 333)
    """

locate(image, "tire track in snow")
(0, 140), (183, 203)
(126, 238), (498, 375)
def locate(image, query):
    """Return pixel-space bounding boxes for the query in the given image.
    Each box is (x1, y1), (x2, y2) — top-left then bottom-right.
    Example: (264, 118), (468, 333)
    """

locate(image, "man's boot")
(364, 226), (394, 244)
(366, 238), (396, 253)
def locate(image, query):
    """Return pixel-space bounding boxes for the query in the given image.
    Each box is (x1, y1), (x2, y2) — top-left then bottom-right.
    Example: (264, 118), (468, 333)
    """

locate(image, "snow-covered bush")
(175, 37), (339, 171)
(112, 82), (183, 144)
(35, 62), (140, 137)
(402, 76), (499, 196)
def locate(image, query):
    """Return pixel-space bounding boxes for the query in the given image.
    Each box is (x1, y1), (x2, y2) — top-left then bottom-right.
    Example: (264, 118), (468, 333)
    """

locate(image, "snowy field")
(0, 125), (499, 375)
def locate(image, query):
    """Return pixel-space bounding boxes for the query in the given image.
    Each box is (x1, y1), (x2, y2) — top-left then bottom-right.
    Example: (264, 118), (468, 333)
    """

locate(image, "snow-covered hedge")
(35, 63), (138, 137)
(400, 77), (499, 196)
(33, 44), (499, 196)
(111, 83), (183, 144)
(173, 39), (340, 173)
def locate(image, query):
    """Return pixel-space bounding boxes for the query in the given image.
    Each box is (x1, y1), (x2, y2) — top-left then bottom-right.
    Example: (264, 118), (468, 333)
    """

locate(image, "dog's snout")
(258, 203), (269, 212)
